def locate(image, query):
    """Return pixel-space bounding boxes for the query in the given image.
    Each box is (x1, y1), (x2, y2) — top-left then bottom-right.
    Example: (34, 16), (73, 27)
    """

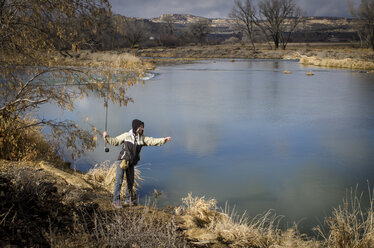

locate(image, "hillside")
(149, 14), (358, 42)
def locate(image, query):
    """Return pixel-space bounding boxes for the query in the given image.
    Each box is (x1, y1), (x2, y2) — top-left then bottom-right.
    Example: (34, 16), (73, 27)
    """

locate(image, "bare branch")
(229, 0), (257, 50)
(258, 0), (304, 49)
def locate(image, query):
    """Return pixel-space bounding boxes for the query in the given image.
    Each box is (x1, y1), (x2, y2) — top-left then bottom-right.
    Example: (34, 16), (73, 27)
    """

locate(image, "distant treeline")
(85, 14), (360, 51)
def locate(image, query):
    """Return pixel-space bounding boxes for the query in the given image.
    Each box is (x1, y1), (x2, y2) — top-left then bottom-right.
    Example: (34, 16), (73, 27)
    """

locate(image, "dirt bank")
(2, 160), (374, 247)
(0, 160), (188, 247)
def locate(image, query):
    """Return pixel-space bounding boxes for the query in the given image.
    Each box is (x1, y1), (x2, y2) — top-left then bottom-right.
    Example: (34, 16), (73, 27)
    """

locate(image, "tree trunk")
(274, 35), (279, 49)
(251, 39), (256, 51)
(249, 33), (256, 51)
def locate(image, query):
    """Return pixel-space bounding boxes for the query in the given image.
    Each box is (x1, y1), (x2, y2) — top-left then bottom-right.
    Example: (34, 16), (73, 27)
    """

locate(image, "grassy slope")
(3, 160), (374, 247)
(0, 160), (188, 247)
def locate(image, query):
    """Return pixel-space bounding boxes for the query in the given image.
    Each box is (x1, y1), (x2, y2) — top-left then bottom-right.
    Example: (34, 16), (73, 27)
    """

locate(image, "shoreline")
(1, 157), (372, 247)
(121, 43), (374, 72)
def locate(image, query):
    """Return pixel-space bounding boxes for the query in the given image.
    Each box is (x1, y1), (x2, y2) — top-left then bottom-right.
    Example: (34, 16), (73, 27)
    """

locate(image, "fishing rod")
(104, 79), (109, 153)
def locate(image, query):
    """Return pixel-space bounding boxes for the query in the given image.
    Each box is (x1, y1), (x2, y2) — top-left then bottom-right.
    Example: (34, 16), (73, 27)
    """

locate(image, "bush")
(0, 116), (64, 164)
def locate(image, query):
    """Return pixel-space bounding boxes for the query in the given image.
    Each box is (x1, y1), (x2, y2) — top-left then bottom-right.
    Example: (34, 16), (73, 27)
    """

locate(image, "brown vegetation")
(3, 157), (374, 247)
(176, 194), (319, 247)
(128, 43), (374, 72)
(0, 160), (187, 247)
(300, 56), (374, 71)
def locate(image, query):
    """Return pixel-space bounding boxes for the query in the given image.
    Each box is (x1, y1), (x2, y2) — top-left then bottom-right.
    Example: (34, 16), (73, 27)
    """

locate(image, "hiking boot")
(111, 201), (123, 209)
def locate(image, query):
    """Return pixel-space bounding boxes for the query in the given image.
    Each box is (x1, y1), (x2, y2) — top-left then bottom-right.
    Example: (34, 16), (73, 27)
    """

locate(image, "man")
(103, 119), (171, 208)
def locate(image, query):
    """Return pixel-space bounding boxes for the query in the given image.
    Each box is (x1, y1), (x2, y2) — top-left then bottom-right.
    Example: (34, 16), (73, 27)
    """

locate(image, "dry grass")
(176, 193), (320, 248)
(3, 160), (374, 247)
(314, 187), (374, 248)
(134, 43), (374, 71)
(86, 160), (143, 198)
(50, 51), (155, 71)
(176, 189), (374, 248)
(300, 56), (374, 71)
(83, 205), (187, 248)
(0, 164), (78, 247)
(0, 161), (186, 247)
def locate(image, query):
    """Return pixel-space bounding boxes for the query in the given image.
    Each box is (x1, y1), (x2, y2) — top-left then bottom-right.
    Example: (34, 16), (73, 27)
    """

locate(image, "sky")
(109, 0), (357, 19)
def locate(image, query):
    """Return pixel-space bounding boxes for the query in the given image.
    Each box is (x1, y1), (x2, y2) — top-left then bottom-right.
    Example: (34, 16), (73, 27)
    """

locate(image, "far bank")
(120, 43), (374, 71)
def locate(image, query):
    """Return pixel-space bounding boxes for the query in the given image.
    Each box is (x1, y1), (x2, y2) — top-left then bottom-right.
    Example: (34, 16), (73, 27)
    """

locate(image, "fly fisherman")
(103, 119), (171, 208)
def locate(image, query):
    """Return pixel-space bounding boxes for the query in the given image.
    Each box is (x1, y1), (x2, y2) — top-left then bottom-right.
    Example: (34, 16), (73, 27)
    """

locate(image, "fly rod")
(104, 79), (109, 153)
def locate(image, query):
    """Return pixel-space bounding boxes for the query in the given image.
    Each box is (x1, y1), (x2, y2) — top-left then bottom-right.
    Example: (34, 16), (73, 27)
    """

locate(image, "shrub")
(0, 116), (64, 164)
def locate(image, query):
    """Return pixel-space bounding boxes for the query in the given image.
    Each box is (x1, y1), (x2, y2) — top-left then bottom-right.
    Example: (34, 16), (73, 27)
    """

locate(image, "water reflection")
(37, 59), (374, 234)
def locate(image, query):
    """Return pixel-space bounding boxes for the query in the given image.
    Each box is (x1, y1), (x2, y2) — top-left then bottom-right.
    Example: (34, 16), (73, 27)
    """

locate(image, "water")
(38, 59), (374, 234)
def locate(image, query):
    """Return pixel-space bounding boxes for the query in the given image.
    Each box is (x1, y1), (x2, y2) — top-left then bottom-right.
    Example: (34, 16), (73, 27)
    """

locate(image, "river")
(38, 59), (374, 234)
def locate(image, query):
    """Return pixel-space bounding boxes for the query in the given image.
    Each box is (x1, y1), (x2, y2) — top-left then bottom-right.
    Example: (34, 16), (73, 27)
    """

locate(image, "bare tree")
(258, 0), (304, 49)
(188, 19), (211, 45)
(162, 15), (175, 35)
(229, 0), (257, 50)
(349, 0), (374, 50)
(123, 18), (150, 48)
(159, 15), (181, 47)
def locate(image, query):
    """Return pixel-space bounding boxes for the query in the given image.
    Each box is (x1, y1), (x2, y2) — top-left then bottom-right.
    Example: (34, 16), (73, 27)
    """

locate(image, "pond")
(39, 59), (374, 234)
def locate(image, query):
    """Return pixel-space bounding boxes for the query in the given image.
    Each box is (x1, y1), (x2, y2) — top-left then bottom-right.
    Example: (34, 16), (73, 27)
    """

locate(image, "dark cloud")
(109, 0), (354, 18)
(297, 0), (352, 17)
(110, 0), (232, 18)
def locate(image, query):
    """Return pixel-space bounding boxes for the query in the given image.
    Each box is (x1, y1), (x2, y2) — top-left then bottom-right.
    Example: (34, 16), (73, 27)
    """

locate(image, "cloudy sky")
(109, 0), (356, 19)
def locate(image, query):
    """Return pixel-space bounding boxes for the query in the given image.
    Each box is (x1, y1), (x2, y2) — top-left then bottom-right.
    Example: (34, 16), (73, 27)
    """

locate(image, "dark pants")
(113, 162), (136, 204)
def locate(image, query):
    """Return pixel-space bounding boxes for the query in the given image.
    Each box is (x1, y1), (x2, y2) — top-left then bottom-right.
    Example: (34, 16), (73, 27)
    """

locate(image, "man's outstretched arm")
(144, 136), (171, 146)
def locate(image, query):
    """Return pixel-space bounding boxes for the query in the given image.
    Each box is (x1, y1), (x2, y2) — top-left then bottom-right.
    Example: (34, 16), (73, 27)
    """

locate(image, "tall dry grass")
(176, 193), (320, 248)
(177, 189), (374, 248)
(315, 187), (374, 248)
(85, 204), (187, 248)
(86, 160), (143, 198)
(51, 51), (155, 71)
